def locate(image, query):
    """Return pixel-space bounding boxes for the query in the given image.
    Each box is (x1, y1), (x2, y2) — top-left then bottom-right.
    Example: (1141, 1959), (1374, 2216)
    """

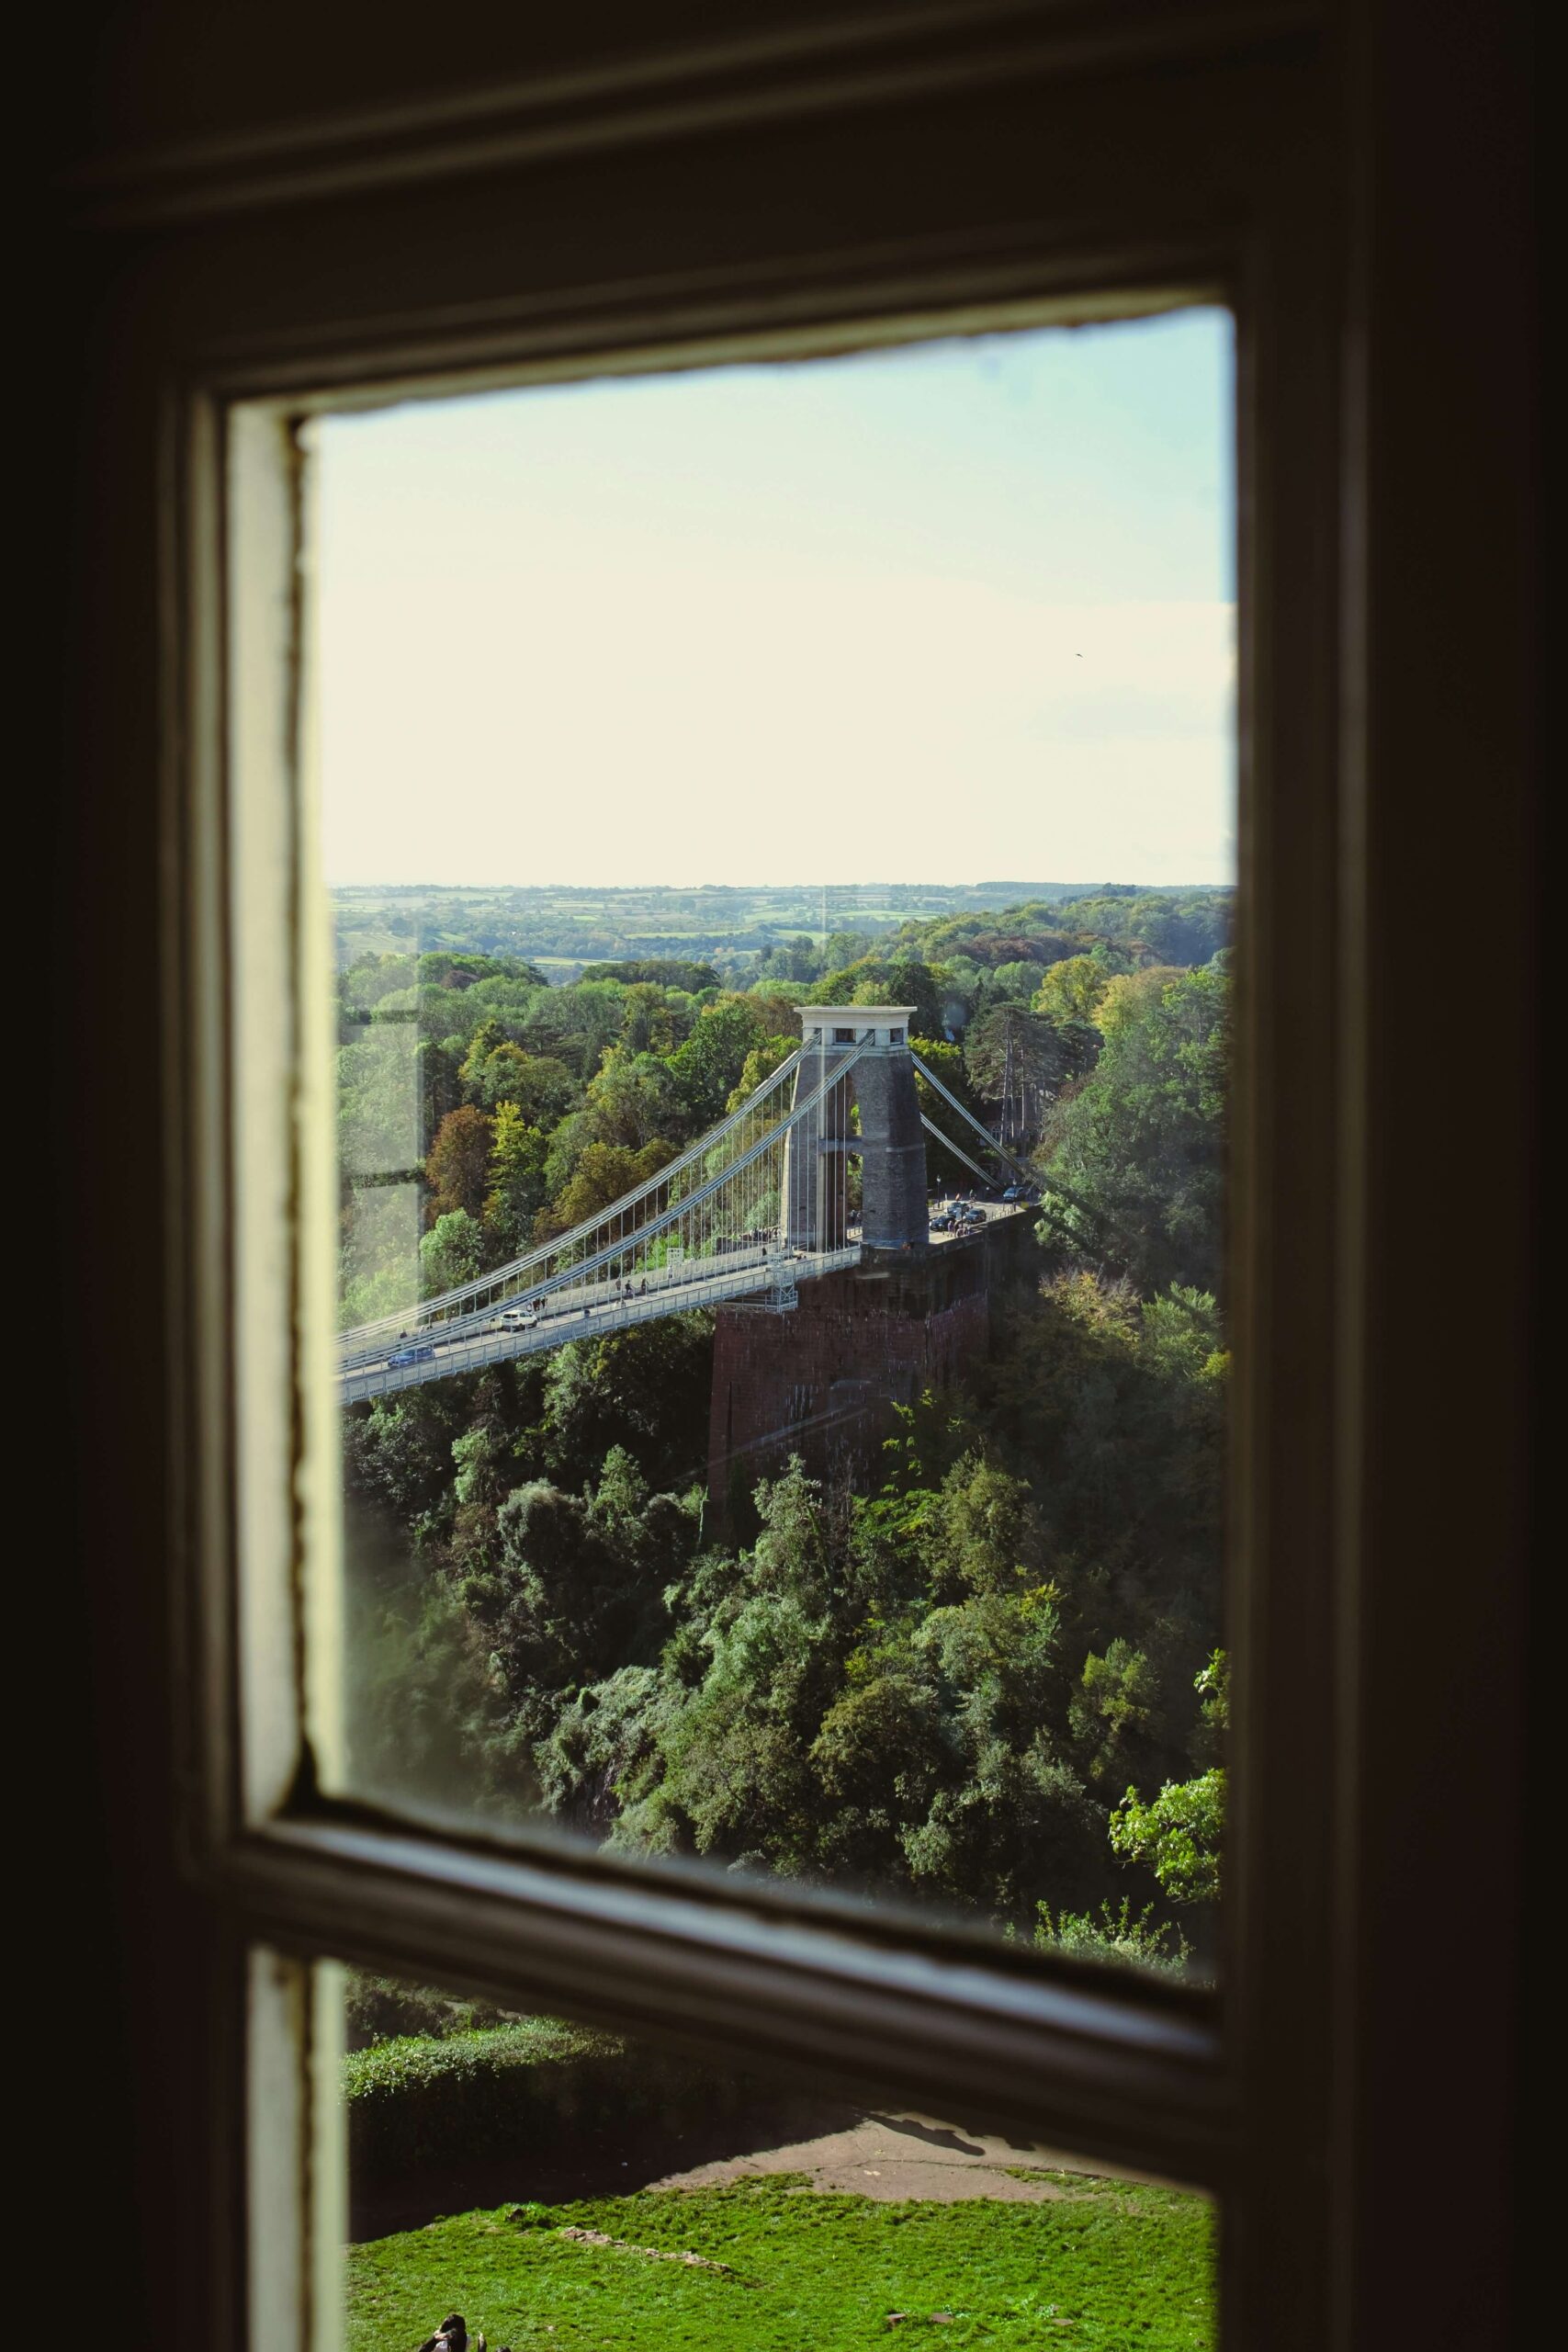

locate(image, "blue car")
(387, 1341), (435, 1368)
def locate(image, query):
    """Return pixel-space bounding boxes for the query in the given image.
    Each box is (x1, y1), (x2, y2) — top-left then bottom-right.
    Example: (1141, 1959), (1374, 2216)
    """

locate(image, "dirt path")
(647, 2112), (1161, 2204)
(351, 2103), (1180, 2240)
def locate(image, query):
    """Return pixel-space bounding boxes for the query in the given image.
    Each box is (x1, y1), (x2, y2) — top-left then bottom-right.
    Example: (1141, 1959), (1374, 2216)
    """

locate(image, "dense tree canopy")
(337, 889), (1231, 1971)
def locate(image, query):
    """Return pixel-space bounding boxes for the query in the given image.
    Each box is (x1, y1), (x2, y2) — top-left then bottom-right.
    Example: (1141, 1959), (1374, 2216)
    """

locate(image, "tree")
(985, 959), (1043, 1005)
(668, 996), (767, 1127)
(520, 980), (626, 1078)
(424, 1103), (493, 1222)
(962, 1005), (1077, 1139)
(537, 1312), (715, 1495)
(1094, 965), (1190, 1034)
(754, 934), (819, 985)
(483, 1102), (548, 1258)
(457, 1017), (511, 1091)
(1106, 1649), (1226, 1902)
(501, 1053), (577, 1128)
(1069, 1639), (1166, 1788)
(1040, 964), (1229, 1295)
(415, 1040), (464, 1143)
(909, 1035), (989, 1188)
(1109, 1768), (1224, 1904)
(918, 1451), (1043, 1600)
(583, 1046), (678, 1151)
(1032, 955), (1110, 1027)
(617, 982), (684, 1057)
(536, 1137), (674, 1238)
(726, 1035), (798, 1114)
(420, 1207), (482, 1296)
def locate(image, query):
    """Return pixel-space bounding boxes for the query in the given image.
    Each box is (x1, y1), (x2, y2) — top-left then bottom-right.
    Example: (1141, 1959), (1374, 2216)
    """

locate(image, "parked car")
(1001, 1185), (1022, 1203)
(929, 1212), (954, 1231)
(387, 1341), (435, 1368)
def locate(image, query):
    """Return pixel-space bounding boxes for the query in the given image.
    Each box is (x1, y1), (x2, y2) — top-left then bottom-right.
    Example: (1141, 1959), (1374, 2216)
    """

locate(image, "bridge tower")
(783, 1006), (928, 1255)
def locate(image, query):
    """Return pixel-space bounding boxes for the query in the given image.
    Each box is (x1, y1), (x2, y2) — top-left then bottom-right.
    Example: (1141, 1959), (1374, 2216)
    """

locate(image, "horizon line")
(329, 876), (1235, 896)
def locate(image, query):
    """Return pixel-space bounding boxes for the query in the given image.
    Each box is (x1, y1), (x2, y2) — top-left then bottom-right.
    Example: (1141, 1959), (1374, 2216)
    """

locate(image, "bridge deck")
(339, 1241), (863, 1404)
(338, 1203), (1029, 1405)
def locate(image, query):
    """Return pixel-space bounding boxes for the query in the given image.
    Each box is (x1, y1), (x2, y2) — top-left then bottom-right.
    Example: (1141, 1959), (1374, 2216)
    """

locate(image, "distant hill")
(332, 880), (1225, 979)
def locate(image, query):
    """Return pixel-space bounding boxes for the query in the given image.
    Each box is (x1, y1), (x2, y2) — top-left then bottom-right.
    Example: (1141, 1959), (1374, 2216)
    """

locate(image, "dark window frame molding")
(48, 6), (1533, 2346)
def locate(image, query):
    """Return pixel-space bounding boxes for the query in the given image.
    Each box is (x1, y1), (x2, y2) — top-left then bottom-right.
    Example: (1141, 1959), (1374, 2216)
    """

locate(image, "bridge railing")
(338, 1044), (870, 1379)
(337, 1041), (811, 1359)
(340, 1240), (863, 1405)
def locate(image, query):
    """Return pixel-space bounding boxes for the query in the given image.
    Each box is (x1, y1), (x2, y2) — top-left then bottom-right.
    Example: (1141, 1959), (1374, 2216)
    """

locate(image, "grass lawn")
(346, 2171), (1213, 2349)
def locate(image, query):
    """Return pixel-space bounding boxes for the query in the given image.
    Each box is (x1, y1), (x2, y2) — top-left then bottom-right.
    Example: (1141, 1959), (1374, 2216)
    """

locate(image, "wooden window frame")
(51, 4), (1535, 2347)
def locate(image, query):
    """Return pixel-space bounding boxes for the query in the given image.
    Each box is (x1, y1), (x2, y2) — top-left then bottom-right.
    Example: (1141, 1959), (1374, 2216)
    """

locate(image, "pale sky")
(315, 308), (1235, 890)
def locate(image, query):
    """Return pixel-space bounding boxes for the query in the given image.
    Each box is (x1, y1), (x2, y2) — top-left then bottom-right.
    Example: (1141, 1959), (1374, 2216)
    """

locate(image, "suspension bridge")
(338, 1008), (1035, 1406)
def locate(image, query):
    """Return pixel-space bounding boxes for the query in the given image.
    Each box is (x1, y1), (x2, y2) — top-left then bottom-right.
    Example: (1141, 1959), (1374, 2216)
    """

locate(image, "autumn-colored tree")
(424, 1103), (493, 1223)
(1093, 966), (1189, 1034)
(1032, 954), (1111, 1027)
(536, 1138), (675, 1238)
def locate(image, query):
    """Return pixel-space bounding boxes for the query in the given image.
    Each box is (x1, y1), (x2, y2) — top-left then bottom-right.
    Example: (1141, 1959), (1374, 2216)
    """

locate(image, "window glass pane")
(317, 310), (1234, 1981)
(342, 1967), (1215, 2349)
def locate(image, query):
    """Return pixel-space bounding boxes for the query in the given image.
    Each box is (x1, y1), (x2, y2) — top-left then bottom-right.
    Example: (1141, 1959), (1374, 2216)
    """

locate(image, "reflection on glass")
(321, 311), (1234, 1979)
(344, 1971), (1214, 2348)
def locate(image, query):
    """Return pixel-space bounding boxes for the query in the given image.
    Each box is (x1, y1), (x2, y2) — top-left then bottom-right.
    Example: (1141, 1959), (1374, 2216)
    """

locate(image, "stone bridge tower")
(711, 1004), (1033, 1529)
(783, 1006), (928, 1256)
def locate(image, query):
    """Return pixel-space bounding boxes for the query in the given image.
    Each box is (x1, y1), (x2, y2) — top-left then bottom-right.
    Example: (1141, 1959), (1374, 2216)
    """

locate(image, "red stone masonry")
(707, 1220), (1029, 1528)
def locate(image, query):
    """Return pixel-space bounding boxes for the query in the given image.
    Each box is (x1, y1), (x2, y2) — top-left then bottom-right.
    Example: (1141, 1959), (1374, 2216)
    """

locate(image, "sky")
(315, 307), (1234, 890)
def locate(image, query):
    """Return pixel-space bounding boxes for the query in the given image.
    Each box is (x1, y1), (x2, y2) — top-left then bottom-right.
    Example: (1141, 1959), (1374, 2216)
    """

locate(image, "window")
(226, 289), (1240, 2335)
(319, 310), (1231, 1962)
(55, 6), (1537, 2347)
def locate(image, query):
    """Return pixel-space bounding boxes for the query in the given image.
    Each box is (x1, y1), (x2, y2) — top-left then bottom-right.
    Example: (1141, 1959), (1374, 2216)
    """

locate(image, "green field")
(347, 2172), (1213, 2350)
(330, 879), (1096, 978)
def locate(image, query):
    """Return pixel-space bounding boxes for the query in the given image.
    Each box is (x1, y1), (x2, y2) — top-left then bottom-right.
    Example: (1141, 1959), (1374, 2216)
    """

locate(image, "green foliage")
(344, 1970), (520, 2051)
(1069, 1639), (1166, 1789)
(962, 1005), (1076, 1109)
(814, 955), (946, 1037)
(1190, 1647), (1229, 1765)
(420, 1207), (481, 1296)
(536, 1312), (715, 1493)
(336, 915), (1228, 1962)
(1039, 964), (1229, 1296)
(344, 2016), (632, 2172)
(1032, 952), (1114, 1026)
(1110, 1770), (1225, 1905)
(667, 995), (772, 1127)
(581, 957), (721, 992)
(1054, 888), (1232, 966)
(348, 2172), (1214, 2350)
(910, 1035), (989, 1184)
(1033, 1897), (1190, 1975)
(344, 1260), (1225, 1950)
(727, 1034), (799, 1113)
(483, 1102), (548, 1258)
(538, 1137), (675, 1238)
